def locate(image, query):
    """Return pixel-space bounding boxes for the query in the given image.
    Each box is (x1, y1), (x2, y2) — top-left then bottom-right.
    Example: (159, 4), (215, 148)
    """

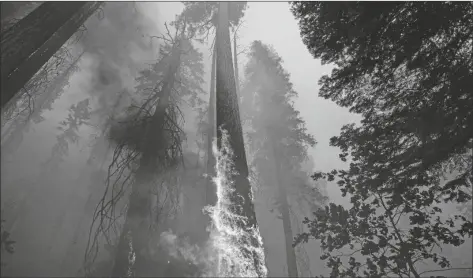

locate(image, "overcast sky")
(153, 2), (361, 202)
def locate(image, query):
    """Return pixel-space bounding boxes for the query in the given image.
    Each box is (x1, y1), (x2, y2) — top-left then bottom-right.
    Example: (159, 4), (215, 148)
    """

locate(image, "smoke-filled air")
(1, 2), (472, 278)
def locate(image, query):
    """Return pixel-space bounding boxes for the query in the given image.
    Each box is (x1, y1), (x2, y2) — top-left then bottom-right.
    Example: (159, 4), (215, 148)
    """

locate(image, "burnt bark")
(215, 2), (264, 276)
(1, 1), (102, 108)
(111, 43), (182, 278)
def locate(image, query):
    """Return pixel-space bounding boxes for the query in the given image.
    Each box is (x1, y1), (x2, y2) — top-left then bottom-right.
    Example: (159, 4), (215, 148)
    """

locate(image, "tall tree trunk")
(1, 50), (85, 153)
(271, 140), (299, 278)
(233, 31), (240, 95)
(0, 2), (41, 28)
(216, 2), (264, 276)
(1, 1), (102, 109)
(206, 44), (217, 207)
(111, 43), (182, 278)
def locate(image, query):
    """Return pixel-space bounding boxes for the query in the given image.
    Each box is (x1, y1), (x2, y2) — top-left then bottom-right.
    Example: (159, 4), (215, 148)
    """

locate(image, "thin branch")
(419, 267), (473, 275)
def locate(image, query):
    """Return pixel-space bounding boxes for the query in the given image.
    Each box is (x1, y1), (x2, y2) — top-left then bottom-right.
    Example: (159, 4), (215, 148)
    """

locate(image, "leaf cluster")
(291, 2), (473, 277)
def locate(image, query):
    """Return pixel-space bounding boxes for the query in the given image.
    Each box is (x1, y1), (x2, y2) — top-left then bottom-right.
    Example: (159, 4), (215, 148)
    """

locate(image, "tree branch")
(419, 267), (473, 276)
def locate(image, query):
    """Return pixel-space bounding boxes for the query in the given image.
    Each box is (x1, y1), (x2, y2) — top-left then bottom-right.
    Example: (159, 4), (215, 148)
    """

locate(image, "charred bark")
(1, 1), (102, 108)
(111, 42), (182, 278)
(216, 2), (264, 276)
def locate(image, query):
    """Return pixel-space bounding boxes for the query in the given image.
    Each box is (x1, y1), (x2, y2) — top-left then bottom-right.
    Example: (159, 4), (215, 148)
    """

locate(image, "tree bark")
(0, 2), (42, 31)
(216, 2), (264, 276)
(233, 30), (240, 95)
(206, 44), (217, 207)
(111, 42), (182, 278)
(1, 1), (102, 109)
(271, 140), (299, 278)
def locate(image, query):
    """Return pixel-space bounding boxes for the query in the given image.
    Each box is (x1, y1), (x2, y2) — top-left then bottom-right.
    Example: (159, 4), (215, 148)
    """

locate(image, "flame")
(205, 128), (268, 277)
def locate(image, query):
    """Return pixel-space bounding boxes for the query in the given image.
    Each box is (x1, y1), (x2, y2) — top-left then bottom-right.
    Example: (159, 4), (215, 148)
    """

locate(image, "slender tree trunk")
(111, 43), (182, 278)
(1, 1), (102, 109)
(271, 140), (299, 278)
(206, 44), (217, 207)
(216, 2), (264, 276)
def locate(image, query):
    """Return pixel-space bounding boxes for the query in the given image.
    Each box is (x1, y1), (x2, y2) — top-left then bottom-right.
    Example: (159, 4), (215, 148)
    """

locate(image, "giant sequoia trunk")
(271, 140), (299, 278)
(111, 43), (182, 278)
(0, 1), (102, 108)
(233, 31), (240, 95)
(215, 2), (263, 275)
(206, 44), (217, 207)
(0, 2), (41, 29)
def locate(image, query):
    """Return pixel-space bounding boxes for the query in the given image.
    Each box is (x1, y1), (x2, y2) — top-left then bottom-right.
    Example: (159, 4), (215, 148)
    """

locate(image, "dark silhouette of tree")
(291, 2), (473, 277)
(83, 15), (205, 277)
(291, 2), (473, 195)
(1, 1), (103, 108)
(241, 41), (327, 277)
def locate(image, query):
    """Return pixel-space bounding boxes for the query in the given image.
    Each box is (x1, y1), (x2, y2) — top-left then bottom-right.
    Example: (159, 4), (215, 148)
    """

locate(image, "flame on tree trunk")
(215, 2), (264, 275)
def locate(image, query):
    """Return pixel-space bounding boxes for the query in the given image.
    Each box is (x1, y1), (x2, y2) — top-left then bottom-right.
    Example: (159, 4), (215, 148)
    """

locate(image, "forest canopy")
(292, 2), (472, 278)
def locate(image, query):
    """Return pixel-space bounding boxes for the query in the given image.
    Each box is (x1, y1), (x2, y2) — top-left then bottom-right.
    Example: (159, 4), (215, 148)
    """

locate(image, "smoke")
(158, 229), (217, 276)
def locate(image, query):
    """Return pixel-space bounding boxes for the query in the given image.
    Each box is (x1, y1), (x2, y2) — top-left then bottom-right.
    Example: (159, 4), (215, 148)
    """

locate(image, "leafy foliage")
(291, 2), (473, 195)
(291, 2), (473, 277)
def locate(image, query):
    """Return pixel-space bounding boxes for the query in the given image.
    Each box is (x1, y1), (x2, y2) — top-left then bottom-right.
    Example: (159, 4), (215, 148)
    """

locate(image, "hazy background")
(1, 2), (470, 277)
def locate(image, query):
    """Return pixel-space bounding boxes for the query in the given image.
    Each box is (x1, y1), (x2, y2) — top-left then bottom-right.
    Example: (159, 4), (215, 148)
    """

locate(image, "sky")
(153, 2), (361, 202)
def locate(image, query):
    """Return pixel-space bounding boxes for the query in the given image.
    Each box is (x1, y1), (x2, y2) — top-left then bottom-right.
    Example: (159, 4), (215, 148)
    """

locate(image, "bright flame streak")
(205, 128), (268, 277)
(126, 231), (136, 277)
